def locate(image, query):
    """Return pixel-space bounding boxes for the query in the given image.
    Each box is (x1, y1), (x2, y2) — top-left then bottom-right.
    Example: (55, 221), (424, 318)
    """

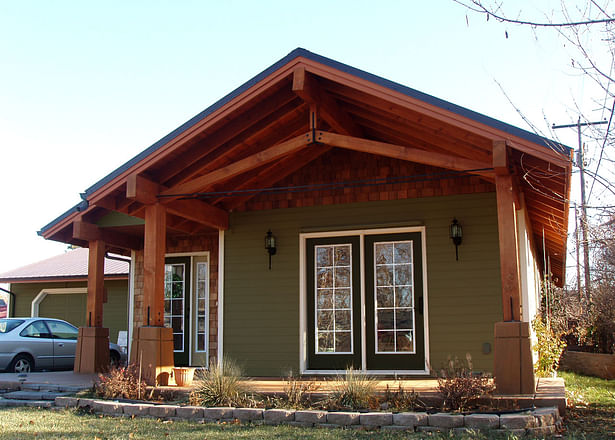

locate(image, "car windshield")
(0, 319), (25, 333)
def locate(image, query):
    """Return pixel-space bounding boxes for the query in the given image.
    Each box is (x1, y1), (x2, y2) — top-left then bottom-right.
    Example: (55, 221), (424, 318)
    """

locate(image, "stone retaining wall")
(560, 350), (615, 380)
(55, 397), (562, 436)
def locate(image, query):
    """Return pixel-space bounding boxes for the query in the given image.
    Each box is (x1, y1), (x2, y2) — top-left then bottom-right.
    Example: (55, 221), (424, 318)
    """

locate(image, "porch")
(0, 371), (566, 414)
(37, 49), (573, 396)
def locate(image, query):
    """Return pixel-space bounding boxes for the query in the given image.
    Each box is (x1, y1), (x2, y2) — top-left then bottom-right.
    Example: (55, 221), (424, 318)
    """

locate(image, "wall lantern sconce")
(450, 218), (463, 261)
(265, 230), (277, 269)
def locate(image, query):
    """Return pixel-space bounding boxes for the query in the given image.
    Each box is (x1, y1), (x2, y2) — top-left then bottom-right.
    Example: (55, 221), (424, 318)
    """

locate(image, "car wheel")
(110, 350), (121, 368)
(10, 354), (33, 373)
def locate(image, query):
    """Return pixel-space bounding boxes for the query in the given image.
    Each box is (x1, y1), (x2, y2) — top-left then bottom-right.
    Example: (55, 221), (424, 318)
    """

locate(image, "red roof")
(0, 248), (129, 282)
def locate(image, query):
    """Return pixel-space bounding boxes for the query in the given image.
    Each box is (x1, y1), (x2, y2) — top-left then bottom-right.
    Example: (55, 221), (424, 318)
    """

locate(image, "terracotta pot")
(173, 367), (195, 387)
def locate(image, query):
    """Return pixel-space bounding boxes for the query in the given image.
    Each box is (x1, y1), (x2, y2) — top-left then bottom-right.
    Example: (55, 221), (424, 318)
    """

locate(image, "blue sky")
(0, 0), (609, 280)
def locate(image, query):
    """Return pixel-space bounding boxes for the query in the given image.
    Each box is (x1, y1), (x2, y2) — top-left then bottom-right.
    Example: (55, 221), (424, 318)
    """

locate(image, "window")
(46, 320), (78, 340)
(374, 241), (415, 353)
(195, 262), (208, 352)
(315, 244), (353, 354)
(20, 321), (51, 339)
(164, 263), (185, 351)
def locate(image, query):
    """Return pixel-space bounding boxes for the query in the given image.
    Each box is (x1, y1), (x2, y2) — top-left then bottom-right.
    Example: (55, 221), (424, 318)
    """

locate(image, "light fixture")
(450, 218), (463, 261)
(265, 230), (277, 269)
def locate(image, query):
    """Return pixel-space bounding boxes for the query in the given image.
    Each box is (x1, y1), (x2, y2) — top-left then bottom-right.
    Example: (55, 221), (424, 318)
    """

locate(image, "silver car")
(0, 318), (127, 373)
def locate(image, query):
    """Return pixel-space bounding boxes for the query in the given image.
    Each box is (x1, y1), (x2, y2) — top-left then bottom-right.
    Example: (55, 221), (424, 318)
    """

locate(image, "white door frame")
(299, 226), (430, 375)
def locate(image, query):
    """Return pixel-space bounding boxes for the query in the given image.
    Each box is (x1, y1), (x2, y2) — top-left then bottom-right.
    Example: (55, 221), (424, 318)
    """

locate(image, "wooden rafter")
(292, 67), (363, 137)
(160, 132), (313, 198)
(219, 145), (332, 209)
(316, 131), (493, 178)
(127, 174), (229, 230)
(158, 93), (301, 185)
(72, 220), (143, 250)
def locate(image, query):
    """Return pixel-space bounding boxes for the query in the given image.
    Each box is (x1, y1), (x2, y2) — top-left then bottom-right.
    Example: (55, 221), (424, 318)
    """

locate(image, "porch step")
(2, 390), (71, 401)
(20, 383), (89, 393)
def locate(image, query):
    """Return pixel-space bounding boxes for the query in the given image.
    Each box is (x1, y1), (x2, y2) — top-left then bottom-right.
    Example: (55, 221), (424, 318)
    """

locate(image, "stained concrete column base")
(494, 321), (535, 395)
(74, 327), (110, 373)
(130, 326), (174, 386)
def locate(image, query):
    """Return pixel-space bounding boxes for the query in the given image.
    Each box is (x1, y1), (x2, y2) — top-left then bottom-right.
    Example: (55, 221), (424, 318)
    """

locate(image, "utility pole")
(553, 117), (608, 302)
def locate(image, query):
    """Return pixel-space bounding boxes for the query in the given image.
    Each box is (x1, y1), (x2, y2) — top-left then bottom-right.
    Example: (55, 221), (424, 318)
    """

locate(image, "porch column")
(130, 202), (174, 385)
(492, 140), (535, 395)
(74, 239), (110, 373)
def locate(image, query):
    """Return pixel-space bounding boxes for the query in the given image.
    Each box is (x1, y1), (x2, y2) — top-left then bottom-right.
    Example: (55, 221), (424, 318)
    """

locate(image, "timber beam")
(317, 131), (493, 177)
(160, 132), (313, 198)
(73, 220), (143, 250)
(127, 174), (229, 230)
(292, 67), (363, 137)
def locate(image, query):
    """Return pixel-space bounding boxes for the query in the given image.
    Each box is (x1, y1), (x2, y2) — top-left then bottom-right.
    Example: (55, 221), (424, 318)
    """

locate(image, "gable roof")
(37, 48), (572, 284)
(0, 248), (129, 283)
(39, 48), (570, 236)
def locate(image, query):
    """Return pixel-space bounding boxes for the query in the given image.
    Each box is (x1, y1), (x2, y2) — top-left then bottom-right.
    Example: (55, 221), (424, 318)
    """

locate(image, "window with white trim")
(315, 244), (353, 353)
(164, 263), (185, 352)
(195, 262), (208, 352)
(374, 241), (415, 353)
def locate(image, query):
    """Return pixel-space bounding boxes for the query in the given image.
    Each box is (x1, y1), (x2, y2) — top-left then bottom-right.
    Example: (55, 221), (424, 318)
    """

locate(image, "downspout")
(0, 286), (16, 317)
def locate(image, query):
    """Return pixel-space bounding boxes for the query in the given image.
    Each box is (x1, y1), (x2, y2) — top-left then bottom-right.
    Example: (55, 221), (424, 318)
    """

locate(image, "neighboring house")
(0, 248), (129, 344)
(37, 49), (572, 392)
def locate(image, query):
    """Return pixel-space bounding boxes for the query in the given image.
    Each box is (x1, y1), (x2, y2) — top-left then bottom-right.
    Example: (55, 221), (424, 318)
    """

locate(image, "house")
(37, 49), (572, 393)
(0, 248), (129, 344)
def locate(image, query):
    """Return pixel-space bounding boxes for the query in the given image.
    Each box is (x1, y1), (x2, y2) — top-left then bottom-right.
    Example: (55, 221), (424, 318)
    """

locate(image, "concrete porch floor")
(0, 371), (566, 414)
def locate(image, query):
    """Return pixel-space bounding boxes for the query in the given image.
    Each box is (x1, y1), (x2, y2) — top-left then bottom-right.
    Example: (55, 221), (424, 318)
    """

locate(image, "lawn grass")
(559, 371), (615, 438)
(0, 407), (513, 440)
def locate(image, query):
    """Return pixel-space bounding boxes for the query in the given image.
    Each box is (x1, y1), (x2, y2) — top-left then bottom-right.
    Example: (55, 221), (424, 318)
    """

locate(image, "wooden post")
(143, 203), (166, 327)
(87, 240), (105, 327)
(74, 239), (109, 373)
(492, 140), (535, 395)
(129, 200), (174, 385)
(493, 141), (521, 321)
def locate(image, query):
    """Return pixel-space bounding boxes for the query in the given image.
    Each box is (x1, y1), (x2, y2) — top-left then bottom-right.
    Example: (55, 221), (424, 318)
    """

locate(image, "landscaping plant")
(94, 364), (147, 400)
(437, 354), (495, 412)
(382, 384), (423, 411)
(283, 370), (320, 408)
(329, 367), (377, 410)
(532, 314), (566, 377)
(189, 359), (248, 407)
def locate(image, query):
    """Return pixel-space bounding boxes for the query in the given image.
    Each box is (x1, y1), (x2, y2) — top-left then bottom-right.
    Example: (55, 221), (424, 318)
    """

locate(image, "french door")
(305, 230), (426, 372)
(165, 257), (190, 366)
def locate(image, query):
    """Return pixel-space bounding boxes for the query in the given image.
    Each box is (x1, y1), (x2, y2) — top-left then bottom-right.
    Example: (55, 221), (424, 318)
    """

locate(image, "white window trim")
(314, 243), (354, 355)
(165, 251), (210, 367)
(194, 260), (209, 354)
(31, 287), (88, 318)
(218, 230), (225, 370)
(373, 239), (416, 355)
(299, 226), (430, 375)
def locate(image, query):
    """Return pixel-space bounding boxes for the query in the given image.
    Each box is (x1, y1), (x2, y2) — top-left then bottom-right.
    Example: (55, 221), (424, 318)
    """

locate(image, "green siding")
(224, 193), (502, 376)
(10, 280), (128, 343)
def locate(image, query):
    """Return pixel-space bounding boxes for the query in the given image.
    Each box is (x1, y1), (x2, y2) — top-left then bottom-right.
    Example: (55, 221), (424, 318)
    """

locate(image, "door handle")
(58, 343), (64, 347)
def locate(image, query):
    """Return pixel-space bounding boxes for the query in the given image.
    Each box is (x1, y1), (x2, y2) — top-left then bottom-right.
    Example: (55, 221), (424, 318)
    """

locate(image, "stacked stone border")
(55, 397), (562, 437)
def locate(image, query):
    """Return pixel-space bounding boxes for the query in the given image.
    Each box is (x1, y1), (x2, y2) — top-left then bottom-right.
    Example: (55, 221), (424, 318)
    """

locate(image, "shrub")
(283, 370), (319, 408)
(189, 359), (247, 407)
(437, 355), (495, 412)
(533, 315), (566, 377)
(329, 367), (376, 410)
(382, 384), (423, 411)
(94, 364), (147, 400)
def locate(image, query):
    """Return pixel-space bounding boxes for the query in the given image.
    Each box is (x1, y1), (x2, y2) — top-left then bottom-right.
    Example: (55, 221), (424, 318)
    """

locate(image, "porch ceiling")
(39, 49), (572, 284)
